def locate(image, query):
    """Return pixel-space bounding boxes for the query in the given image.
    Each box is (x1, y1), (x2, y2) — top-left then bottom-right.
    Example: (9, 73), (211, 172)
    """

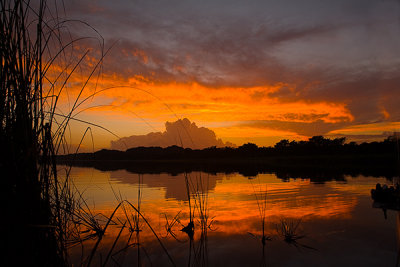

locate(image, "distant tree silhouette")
(59, 134), (400, 162)
(239, 142), (259, 150)
(275, 139), (290, 149)
(308, 136), (326, 146)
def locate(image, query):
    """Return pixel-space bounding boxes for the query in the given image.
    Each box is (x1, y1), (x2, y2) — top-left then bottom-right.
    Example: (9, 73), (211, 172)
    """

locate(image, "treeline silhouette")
(60, 135), (399, 161)
(58, 135), (400, 181)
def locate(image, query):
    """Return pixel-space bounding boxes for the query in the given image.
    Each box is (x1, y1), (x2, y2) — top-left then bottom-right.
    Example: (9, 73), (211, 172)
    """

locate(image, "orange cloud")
(47, 59), (398, 150)
(328, 122), (400, 136)
(41, 0), (400, 152)
(111, 118), (235, 150)
(382, 108), (390, 119)
(50, 72), (357, 149)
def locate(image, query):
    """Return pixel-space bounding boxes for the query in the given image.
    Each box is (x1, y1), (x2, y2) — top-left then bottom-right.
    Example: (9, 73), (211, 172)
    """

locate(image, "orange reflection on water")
(64, 167), (370, 245)
(62, 166), (397, 266)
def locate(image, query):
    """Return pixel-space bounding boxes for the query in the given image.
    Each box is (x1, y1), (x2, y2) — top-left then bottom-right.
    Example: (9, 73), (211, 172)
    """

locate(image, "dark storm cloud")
(64, 0), (400, 134)
(62, 0), (359, 86)
(269, 71), (400, 123)
(237, 120), (350, 137)
(64, 0), (400, 78)
(326, 133), (394, 143)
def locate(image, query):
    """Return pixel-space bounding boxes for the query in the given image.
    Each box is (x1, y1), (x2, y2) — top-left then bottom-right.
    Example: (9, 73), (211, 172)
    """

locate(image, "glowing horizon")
(49, 0), (400, 152)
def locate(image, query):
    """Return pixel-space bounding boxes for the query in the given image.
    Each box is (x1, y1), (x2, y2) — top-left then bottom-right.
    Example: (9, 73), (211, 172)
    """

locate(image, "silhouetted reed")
(65, 172), (180, 266)
(124, 199), (176, 266)
(247, 180), (271, 267)
(163, 211), (184, 242)
(275, 218), (316, 251)
(250, 181), (272, 245)
(182, 172), (195, 240)
(68, 194), (176, 266)
(117, 174), (144, 266)
(181, 172), (216, 267)
(276, 218), (304, 243)
(0, 0), (118, 265)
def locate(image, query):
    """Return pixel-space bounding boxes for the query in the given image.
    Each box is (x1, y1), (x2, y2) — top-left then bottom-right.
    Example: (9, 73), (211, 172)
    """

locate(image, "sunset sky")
(53, 0), (400, 151)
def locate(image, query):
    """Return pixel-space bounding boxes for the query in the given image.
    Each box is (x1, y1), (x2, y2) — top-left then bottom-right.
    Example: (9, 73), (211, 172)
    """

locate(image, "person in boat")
(371, 182), (400, 202)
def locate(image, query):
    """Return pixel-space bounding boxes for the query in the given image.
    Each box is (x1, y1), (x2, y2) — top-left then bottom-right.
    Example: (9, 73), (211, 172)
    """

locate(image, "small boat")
(371, 183), (400, 210)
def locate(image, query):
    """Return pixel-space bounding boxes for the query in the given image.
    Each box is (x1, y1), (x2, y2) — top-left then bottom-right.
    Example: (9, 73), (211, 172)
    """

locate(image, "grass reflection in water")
(64, 166), (398, 266)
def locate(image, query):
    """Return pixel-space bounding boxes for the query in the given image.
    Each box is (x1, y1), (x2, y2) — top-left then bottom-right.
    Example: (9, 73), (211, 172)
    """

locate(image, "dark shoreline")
(58, 153), (398, 182)
(58, 135), (400, 181)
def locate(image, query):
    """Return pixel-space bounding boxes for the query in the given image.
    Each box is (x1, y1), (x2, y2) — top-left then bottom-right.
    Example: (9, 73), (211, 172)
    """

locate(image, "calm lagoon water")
(62, 165), (399, 266)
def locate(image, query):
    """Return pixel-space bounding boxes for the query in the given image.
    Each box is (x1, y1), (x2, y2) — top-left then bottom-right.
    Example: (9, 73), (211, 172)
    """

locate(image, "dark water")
(62, 165), (399, 266)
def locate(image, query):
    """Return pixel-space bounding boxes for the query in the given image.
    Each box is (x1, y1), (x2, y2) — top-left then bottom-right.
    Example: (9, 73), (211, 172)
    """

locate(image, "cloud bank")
(58, 0), (400, 147)
(111, 118), (235, 150)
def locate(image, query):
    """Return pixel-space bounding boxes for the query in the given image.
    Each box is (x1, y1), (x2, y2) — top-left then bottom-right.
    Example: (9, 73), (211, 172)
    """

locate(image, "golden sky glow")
(55, 71), (397, 150)
(48, 0), (400, 151)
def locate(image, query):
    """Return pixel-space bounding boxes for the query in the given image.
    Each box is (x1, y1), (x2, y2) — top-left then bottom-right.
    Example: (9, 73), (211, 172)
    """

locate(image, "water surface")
(62, 166), (399, 266)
